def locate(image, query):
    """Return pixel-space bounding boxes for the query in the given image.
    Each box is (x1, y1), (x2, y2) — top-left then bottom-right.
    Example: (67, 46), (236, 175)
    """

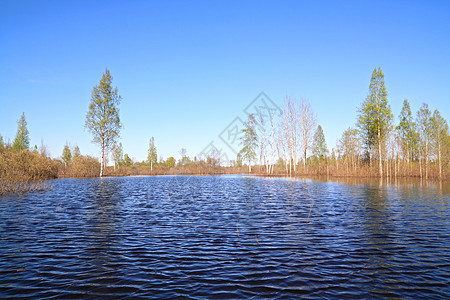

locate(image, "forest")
(1, 67), (449, 194)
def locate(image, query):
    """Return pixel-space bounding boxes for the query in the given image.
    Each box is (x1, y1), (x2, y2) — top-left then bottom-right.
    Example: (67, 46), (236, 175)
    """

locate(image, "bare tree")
(279, 97), (298, 175)
(258, 108), (269, 174)
(269, 108), (276, 174)
(299, 100), (316, 169)
(257, 105), (278, 174)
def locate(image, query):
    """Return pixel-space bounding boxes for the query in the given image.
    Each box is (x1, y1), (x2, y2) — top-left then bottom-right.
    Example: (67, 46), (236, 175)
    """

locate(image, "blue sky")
(1, 0), (449, 163)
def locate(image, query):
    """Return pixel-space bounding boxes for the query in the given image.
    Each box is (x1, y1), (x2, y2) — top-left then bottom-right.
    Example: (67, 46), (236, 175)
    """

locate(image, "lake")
(0, 175), (449, 299)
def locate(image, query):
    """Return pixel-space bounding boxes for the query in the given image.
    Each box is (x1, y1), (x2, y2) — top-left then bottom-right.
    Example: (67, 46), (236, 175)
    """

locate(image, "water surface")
(0, 175), (449, 298)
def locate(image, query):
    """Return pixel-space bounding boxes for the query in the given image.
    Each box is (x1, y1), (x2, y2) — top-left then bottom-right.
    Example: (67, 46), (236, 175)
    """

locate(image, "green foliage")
(430, 109), (449, 175)
(312, 125), (328, 160)
(357, 67), (393, 164)
(276, 157), (285, 167)
(236, 152), (243, 167)
(112, 142), (124, 167)
(85, 68), (122, 176)
(73, 145), (81, 159)
(397, 99), (418, 160)
(0, 134), (4, 152)
(337, 127), (360, 160)
(123, 153), (132, 166)
(178, 148), (192, 166)
(430, 109), (449, 145)
(240, 114), (258, 171)
(164, 156), (176, 168)
(12, 112), (30, 152)
(416, 103), (432, 176)
(416, 103), (432, 143)
(62, 144), (72, 166)
(147, 137), (157, 168)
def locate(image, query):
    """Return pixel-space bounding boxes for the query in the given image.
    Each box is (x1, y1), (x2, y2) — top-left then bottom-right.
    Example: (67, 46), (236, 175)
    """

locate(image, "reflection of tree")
(358, 184), (398, 269)
(83, 178), (122, 272)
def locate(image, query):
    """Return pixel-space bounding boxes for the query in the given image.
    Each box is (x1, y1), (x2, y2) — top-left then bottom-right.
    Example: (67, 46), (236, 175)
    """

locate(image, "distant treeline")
(1, 67), (449, 195)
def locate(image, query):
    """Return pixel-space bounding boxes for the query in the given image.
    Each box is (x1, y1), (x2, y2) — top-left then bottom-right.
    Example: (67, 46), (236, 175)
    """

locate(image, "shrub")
(0, 150), (58, 194)
(69, 155), (101, 178)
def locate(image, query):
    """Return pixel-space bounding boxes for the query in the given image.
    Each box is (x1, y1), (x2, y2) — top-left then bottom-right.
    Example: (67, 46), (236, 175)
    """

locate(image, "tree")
(279, 97), (298, 175)
(73, 145), (81, 159)
(0, 134), (4, 152)
(258, 107), (269, 173)
(357, 67), (393, 177)
(62, 144), (72, 167)
(397, 99), (417, 163)
(240, 114), (258, 172)
(123, 153), (132, 166)
(312, 125), (328, 161)
(112, 142), (123, 170)
(430, 109), (449, 178)
(257, 105), (277, 174)
(147, 137), (157, 171)
(337, 127), (361, 174)
(236, 152), (243, 167)
(299, 100), (317, 168)
(164, 156), (176, 168)
(178, 148), (188, 167)
(85, 68), (122, 177)
(12, 112), (30, 152)
(416, 103), (432, 179)
(39, 139), (49, 157)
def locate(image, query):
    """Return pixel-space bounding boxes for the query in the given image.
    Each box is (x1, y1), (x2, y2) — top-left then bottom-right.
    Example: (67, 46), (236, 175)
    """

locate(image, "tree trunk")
(303, 148), (307, 170)
(100, 141), (104, 177)
(438, 136), (442, 179)
(425, 138), (429, 179)
(378, 127), (383, 178)
(419, 148), (423, 178)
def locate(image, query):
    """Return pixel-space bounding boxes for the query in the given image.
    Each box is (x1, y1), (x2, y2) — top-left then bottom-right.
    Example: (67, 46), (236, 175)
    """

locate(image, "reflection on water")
(0, 175), (449, 298)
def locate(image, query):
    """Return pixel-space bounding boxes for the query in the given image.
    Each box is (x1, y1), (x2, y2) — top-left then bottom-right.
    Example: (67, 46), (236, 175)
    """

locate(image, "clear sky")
(1, 0), (449, 163)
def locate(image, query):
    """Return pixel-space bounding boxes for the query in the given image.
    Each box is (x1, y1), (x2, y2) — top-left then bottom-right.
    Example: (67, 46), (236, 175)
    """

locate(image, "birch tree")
(85, 68), (122, 177)
(337, 128), (360, 174)
(357, 67), (393, 177)
(397, 99), (417, 163)
(62, 144), (72, 167)
(312, 125), (328, 161)
(430, 109), (448, 178)
(299, 100), (317, 168)
(240, 114), (258, 172)
(112, 142), (123, 171)
(257, 107), (276, 174)
(73, 145), (81, 159)
(147, 137), (157, 171)
(416, 103), (432, 179)
(258, 108), (268, 173)
(280, 97), (298, 174)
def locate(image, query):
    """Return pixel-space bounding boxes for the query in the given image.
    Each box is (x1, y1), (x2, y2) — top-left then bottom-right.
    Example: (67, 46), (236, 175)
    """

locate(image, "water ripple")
(0, 176), (449, 299)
